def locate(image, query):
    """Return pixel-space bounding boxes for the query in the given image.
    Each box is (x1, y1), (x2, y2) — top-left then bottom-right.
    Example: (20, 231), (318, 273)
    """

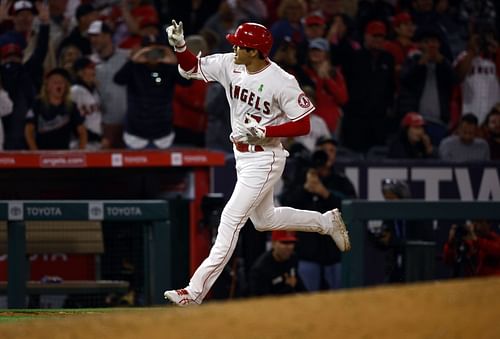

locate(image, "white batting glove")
(243, 113), (266, 139)
(166, 20), (186, 52)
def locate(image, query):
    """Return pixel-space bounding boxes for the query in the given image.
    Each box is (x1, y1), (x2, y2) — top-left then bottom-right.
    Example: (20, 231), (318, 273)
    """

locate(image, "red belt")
(234, 143), (264, 152)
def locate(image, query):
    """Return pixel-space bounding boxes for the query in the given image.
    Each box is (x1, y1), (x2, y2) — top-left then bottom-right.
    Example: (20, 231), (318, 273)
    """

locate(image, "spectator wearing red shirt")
(302, 38), (348, 135)
(383, 12), (417, 88)
(443, 220), (500, 277)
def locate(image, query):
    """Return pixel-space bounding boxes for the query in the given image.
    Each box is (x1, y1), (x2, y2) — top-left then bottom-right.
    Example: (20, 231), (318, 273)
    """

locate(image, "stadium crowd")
(0, 0), (497, 161)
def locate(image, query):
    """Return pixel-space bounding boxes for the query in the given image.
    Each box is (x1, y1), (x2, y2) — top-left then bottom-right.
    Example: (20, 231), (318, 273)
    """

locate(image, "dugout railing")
(0, 200), (186, 309)
(341, 200), (500, 288)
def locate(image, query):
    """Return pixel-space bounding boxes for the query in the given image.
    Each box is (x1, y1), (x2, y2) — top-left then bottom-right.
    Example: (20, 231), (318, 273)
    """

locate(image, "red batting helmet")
(226, 23), (273, 56)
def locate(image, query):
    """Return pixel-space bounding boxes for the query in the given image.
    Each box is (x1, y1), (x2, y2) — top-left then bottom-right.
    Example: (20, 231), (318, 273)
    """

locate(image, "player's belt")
(234, 142), (264, 153)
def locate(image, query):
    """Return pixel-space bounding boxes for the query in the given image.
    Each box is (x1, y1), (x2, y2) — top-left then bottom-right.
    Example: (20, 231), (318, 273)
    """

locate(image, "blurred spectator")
(454, 27), (500, 125)
(398, 27), (456, 129)
(57, 42), (82, 81)
(302, 37), (348, 135)
(272, 36), (313, 89)
(205, 82), (232, 152)
(317, 0), (347, 24)
(202, 0), (241, 53)
(303, 14), (326, 40)
(355, 0), (394, 36)
(47, 0), (71, 53)
(70, 57), (106, 150)
(443, 220), (500, 277)
(327, 13), (361, 68)
(109, 0), (159, 46)
(0, 78), (13, 150)
(88, 20), (128, 148)
(0, 31), (36, 150)
(434, 0), (467, 59)
(296, 13), (327, 63)
(387, 112), (435, 159)
(439, 113), (490, 162)
(114, 36), (189, 149)
(248, 230), (305, 296)
(458, 0), (497, 34)
(341, 20), (395, 152)
(368, 178), (436, 283)
(172, 35), (208, 147)
(118, 18), (160, 52)
(292, 85), (330, 153)
(280, 136), (356, 291)
(269, 0), (307, 56)
(59, 3), (98, 56)
(5, 1), (52, 90)
(410, 0), (453, 60)
(25, 68), (87, 150)
(231, 0), (268, 24)
(480, 104), (500, 160)
(163, 0), (221, 36)
(383, 12), (416, 79)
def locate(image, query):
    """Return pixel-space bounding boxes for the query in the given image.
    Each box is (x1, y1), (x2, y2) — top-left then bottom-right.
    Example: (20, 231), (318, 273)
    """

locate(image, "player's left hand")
(243, 113), (266, 139)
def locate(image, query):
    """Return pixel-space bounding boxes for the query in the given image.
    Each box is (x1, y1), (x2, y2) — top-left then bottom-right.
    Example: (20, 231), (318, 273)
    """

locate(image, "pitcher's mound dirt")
(2, 277), (499, 339)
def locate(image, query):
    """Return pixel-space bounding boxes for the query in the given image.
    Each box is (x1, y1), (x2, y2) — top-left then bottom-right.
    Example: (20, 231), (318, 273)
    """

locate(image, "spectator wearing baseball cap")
(87, 19), (128, 149)
(59, 3), (99, 56)
(303, 14), (326, 40)
(118, 14), (160, 51)
(7, 0), (52, 91)
(383, 13), (417, 71)
(296, 13), (328, 63)
(71, 57), (106, 150)
(107, 0), (159, 48)
(302, 37), (348, 134)
(364, 20), (387, 50)
(387, 112), (435, 159)
(249, 230), (306, 296)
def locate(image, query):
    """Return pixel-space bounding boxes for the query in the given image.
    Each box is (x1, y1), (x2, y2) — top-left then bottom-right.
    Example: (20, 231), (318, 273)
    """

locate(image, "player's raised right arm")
(166, 20), (199, 78)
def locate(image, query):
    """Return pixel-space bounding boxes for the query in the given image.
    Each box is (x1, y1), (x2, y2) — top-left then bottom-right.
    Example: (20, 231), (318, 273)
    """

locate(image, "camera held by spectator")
(444, 220), (500, 278)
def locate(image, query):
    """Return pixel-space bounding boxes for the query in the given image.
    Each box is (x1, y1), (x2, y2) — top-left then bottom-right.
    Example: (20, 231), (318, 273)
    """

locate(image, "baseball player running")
(164, 20), (351, 306)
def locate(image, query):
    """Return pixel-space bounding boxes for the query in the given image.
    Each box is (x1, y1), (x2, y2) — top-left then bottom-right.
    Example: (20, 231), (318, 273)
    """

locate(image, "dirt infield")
(1, 277), (499, 339)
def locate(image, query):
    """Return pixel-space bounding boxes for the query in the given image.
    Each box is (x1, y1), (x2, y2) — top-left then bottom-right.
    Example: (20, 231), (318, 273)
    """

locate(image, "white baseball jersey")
(182, 53), (315, 146)
(70, 84), (103, 136)
(454, 52), (500, 124)
(172, 51), (343, 306)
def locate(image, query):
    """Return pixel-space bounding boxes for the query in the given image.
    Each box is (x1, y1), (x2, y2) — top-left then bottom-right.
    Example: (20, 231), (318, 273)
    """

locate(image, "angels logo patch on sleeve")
(298, 93), (312, 108)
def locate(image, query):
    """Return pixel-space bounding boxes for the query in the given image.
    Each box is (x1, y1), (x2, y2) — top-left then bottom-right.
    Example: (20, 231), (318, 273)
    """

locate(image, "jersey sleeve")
(278, 76), (315, 121)
(197, 53), (233, 85)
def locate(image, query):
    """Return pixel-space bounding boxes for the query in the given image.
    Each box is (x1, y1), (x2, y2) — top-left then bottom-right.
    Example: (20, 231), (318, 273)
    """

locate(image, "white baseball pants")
(186, 145), (332, 303)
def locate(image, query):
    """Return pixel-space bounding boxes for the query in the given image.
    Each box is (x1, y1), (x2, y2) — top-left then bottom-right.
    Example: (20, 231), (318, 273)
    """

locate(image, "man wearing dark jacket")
(114, 37), (189, 149)
(398, 27), (456, 127)
(280, 137), (356, 291)
(248, 231), (306, 296)
(341, 20), (395, 152)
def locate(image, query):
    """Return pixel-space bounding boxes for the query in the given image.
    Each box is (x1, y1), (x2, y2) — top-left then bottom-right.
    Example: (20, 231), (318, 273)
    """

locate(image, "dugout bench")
(0, 200), (179, 309)
(0, 220), (129, 306)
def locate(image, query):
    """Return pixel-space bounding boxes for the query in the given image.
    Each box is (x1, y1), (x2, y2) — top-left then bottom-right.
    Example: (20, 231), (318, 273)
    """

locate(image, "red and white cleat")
(164, 288), (198, 307)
